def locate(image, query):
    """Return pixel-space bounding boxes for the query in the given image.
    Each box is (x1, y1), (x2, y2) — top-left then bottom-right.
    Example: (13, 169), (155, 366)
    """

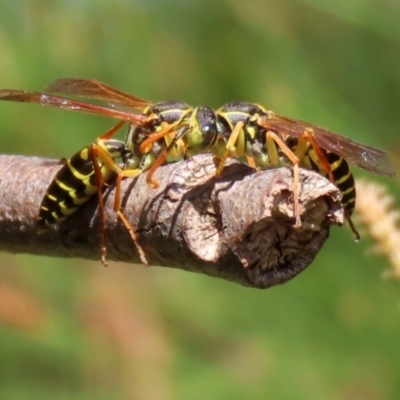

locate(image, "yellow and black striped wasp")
(0, 79), (221, 265)
(213, 101), (397, 239)
(0, 79), (154, 264)
(1, 79), (396, 264)
(36, 122), (136, 265)
(118, 98), (397, 240)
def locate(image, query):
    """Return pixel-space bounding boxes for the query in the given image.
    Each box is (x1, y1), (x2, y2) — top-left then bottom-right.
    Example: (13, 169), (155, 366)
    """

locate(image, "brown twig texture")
(0, 153), (344, 288)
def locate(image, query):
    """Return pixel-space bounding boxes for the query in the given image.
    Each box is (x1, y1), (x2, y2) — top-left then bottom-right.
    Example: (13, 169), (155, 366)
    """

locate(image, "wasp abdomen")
(38, 139), (127, 231)
(324, 151), (356, 216)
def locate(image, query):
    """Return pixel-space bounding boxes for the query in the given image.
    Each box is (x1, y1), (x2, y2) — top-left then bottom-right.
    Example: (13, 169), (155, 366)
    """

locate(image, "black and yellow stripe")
(215, 102), (357, 217)
(307, 149), (356, 216)
(38, 138), (128, 230)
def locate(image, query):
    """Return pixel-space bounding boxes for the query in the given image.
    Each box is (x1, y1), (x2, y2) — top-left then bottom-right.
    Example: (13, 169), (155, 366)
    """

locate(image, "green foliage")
(0, 0), (399, 399)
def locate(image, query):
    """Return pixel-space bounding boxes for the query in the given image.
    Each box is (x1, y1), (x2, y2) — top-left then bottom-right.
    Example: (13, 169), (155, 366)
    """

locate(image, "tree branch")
(0, 153), (344, 288)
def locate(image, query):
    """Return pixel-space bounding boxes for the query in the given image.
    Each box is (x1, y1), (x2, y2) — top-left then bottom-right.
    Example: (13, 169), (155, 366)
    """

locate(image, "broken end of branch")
(123, 155), (345, 288)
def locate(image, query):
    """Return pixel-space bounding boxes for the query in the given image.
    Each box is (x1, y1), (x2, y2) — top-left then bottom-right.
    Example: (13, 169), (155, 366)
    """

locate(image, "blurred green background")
(1, 0), (400, 399)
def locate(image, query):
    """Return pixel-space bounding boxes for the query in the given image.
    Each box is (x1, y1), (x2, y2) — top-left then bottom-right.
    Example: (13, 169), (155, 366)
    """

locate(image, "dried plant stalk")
(356, 179), (400, 280)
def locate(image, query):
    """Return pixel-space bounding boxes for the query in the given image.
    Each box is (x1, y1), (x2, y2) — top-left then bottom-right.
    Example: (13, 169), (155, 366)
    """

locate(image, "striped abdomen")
(38, 139), (128, 230)
(309, 150), (356, 216)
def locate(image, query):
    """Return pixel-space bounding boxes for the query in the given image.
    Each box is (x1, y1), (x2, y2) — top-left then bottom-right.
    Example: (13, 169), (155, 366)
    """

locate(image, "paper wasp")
(0, 79), (162, 265)
(36, 124), (140, 266)
(0, 79), (395, 263)
(213, 101), (396, 239)
(0, 79), (221, 265)
(137, 99), (396, 238)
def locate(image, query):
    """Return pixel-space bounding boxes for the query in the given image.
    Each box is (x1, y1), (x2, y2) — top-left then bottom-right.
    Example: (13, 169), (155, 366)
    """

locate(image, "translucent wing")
(259, 114), (396, 177)
(46, 78), (152, 110)
(0, 90), (147, 123)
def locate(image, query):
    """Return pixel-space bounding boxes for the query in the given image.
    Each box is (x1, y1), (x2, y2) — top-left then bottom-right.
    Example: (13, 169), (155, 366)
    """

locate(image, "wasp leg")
(145, 149), (169, 188)
(216, 121), (245, 177)
(139, 122), (180, 154)
(266, 131), (302, 228)
(296, 129), (360, 241)
(113, 169), (149, 265)
(91, 121), (151, 265)
(245, 156), (257, 169)
(89, 121), (127, 266)
(145, 126), (188, 188)
(296, 129), (334, 181)
(344, 210), (360, 242)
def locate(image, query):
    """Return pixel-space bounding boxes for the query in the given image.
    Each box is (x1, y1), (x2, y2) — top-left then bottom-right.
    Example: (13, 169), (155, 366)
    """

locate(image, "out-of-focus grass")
(0, 1), (400, 399)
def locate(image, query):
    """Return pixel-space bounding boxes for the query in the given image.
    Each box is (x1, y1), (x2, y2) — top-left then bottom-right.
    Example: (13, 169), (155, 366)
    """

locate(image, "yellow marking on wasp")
(330, 159), (342, 171)
(75, 196), (92, 205)
(51, 211), (66, 220)
(334, 170), (352, 185)
(55, 178), (75, 192)
(60, 196), (88, 208)
(59, 207), (79, 216)
(340, 186), (355, 196)
(80, 148), (90, 161)
(58, 202), (68, 210)
(66, 160), (93, 181)
(86, 188), (100, 197)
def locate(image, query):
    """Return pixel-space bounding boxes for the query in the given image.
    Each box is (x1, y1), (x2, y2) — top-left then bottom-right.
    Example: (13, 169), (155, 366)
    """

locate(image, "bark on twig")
(0, 153), (344, 288)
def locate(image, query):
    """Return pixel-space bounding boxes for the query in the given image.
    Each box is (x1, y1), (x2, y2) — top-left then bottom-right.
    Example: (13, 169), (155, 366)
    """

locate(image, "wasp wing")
(0, 90), (146, 123)
(46, 78), (152, 110)
(259, 115), (396, 177)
